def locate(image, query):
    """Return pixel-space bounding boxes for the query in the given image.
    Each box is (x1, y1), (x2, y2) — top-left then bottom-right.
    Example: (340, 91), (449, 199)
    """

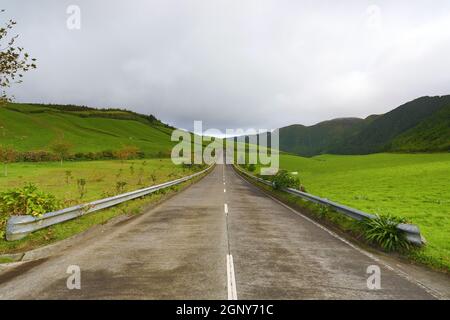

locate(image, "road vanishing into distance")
(0, 165), (443, 299)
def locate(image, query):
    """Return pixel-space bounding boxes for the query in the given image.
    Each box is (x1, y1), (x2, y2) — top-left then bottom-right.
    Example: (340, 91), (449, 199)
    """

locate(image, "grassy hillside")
(389, 104), (450, 152)
(334, 95), (450, 154)
(0, 103), (176, 157)
(279, 118), (368, 156)
(258, 153), (450, 271)
(277, 95), (450, 156)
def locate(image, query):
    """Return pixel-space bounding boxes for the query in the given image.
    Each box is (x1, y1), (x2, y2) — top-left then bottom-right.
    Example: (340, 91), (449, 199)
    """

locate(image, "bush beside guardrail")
(233, 165), (424, 246)
(6, 166), (213, 241)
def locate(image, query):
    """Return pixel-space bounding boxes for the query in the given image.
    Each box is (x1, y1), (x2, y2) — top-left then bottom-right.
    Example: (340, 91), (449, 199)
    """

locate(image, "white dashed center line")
(223, 165), (238, 300)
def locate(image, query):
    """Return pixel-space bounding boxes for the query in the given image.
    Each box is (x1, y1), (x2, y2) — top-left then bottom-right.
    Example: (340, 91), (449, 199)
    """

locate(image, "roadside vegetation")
(243, 152), (450, 272)
(0, 159), (207, 255)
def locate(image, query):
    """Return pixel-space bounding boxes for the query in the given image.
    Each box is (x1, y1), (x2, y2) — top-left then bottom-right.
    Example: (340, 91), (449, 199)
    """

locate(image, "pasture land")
(261, 153), (450, 271)
(0, 159), (203, 254)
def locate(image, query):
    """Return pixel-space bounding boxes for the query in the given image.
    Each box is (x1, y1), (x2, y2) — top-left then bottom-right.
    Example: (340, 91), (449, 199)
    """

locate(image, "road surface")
(0, 165), (442, 299)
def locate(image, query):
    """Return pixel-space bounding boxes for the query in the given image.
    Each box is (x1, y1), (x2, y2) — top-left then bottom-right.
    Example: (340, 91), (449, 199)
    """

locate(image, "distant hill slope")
(388, 103), (450, 152)
(0, 103), (176, 156)
(278, 95), (450, 156)
(279, 118), (368, 157)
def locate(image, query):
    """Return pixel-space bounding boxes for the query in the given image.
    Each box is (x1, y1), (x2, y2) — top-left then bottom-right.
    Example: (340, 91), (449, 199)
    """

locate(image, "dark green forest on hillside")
(278, 95), (450, 156)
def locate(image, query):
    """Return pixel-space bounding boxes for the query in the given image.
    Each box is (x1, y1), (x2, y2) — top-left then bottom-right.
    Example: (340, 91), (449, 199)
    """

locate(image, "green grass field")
(0, 159), (205, 255)
(0, 159), (199, 204)
(258, 153), (450, 270)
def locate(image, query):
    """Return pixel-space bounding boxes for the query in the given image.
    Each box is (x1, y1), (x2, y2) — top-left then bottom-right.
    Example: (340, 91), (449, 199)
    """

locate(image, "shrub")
(0, 145), (16, 177)
(114, 145), (140, 162)
(18, 150), (56, 162)
(116, 181), (127, 194)
(65, 170), (72, 184)
(100, 150), (114, 159)
(247, 164), (256, 172)
(0, 184), (60, 217)
(50, 139), (73, 165)
(77, 179), (87, 199)
(359, 214), (410, 252)
(271, 170), (300, 190)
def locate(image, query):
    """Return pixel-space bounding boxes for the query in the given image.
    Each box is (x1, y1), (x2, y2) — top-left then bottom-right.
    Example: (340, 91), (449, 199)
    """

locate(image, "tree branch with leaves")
(0, 9), (36, 104)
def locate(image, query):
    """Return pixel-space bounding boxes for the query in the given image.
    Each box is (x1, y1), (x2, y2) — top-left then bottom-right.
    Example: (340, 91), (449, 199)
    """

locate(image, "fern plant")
(360, 214), (410, 252)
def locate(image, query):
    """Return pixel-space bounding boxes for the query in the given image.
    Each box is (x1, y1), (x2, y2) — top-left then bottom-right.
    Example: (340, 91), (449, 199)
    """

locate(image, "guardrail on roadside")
(233, 165), (424, 246)
(6, 165), (214, 241)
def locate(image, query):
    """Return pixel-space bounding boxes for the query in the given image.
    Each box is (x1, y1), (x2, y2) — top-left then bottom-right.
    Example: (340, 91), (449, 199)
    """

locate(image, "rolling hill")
(0, 103), (176, 157)
(388, 103), (450, 152)
(278, 95), (450, 156)
(279, 117), (370, 157)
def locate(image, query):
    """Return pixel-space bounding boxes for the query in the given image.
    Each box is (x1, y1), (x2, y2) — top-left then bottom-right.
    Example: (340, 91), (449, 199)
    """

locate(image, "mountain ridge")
(277, 95), (450, 156)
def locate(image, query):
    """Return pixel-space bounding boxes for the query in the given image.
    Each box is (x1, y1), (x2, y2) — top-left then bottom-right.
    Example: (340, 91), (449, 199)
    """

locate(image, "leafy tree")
(0, 9), (36, 104)
(50, 140), (72, 166)
(114, 145), (140, 163)
(0, 144), (16, 176)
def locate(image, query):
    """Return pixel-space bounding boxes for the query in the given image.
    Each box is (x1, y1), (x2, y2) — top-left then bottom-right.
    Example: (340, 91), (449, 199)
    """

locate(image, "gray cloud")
(4, 0), (450, 132)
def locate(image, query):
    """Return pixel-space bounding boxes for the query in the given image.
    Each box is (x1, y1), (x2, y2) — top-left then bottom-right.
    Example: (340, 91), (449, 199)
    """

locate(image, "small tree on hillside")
(50, 140), (72, 166)
(114, 145), (139, 163)
(0, 10), (37, 104)
(0, 145), (16, 176)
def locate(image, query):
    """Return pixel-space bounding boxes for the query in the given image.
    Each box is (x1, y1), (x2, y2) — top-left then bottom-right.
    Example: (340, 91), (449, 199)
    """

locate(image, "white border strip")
(227, 254), (238, 300)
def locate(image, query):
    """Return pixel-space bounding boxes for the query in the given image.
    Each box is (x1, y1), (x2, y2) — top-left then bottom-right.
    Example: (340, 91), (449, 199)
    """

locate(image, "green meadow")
(0, 159), (199, 204)
(0, 159), (204, 254)
(259, 153), (450, 270)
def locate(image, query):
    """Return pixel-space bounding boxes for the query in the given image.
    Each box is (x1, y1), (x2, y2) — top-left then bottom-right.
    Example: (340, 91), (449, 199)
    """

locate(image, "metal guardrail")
(6, 166), (213, 241)
(233, 165), (424, 246)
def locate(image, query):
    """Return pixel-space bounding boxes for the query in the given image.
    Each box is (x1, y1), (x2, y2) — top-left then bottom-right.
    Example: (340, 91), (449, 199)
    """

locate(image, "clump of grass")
(359, 214), (410, 252)
(137, 168), (144, 185)
(0, 256), (14, 264)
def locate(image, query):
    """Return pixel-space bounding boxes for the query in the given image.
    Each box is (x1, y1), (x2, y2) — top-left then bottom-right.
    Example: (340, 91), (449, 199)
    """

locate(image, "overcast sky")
(3, 1), (450, 132)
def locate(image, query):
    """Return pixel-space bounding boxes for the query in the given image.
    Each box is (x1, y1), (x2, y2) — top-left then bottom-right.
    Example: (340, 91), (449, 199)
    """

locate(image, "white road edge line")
(227, 254), (238, 300)
(235, 170), (443, 300)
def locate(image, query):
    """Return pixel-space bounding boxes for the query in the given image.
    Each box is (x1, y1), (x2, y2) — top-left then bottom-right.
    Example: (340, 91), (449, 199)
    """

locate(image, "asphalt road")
(0, 165), (442, 299)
